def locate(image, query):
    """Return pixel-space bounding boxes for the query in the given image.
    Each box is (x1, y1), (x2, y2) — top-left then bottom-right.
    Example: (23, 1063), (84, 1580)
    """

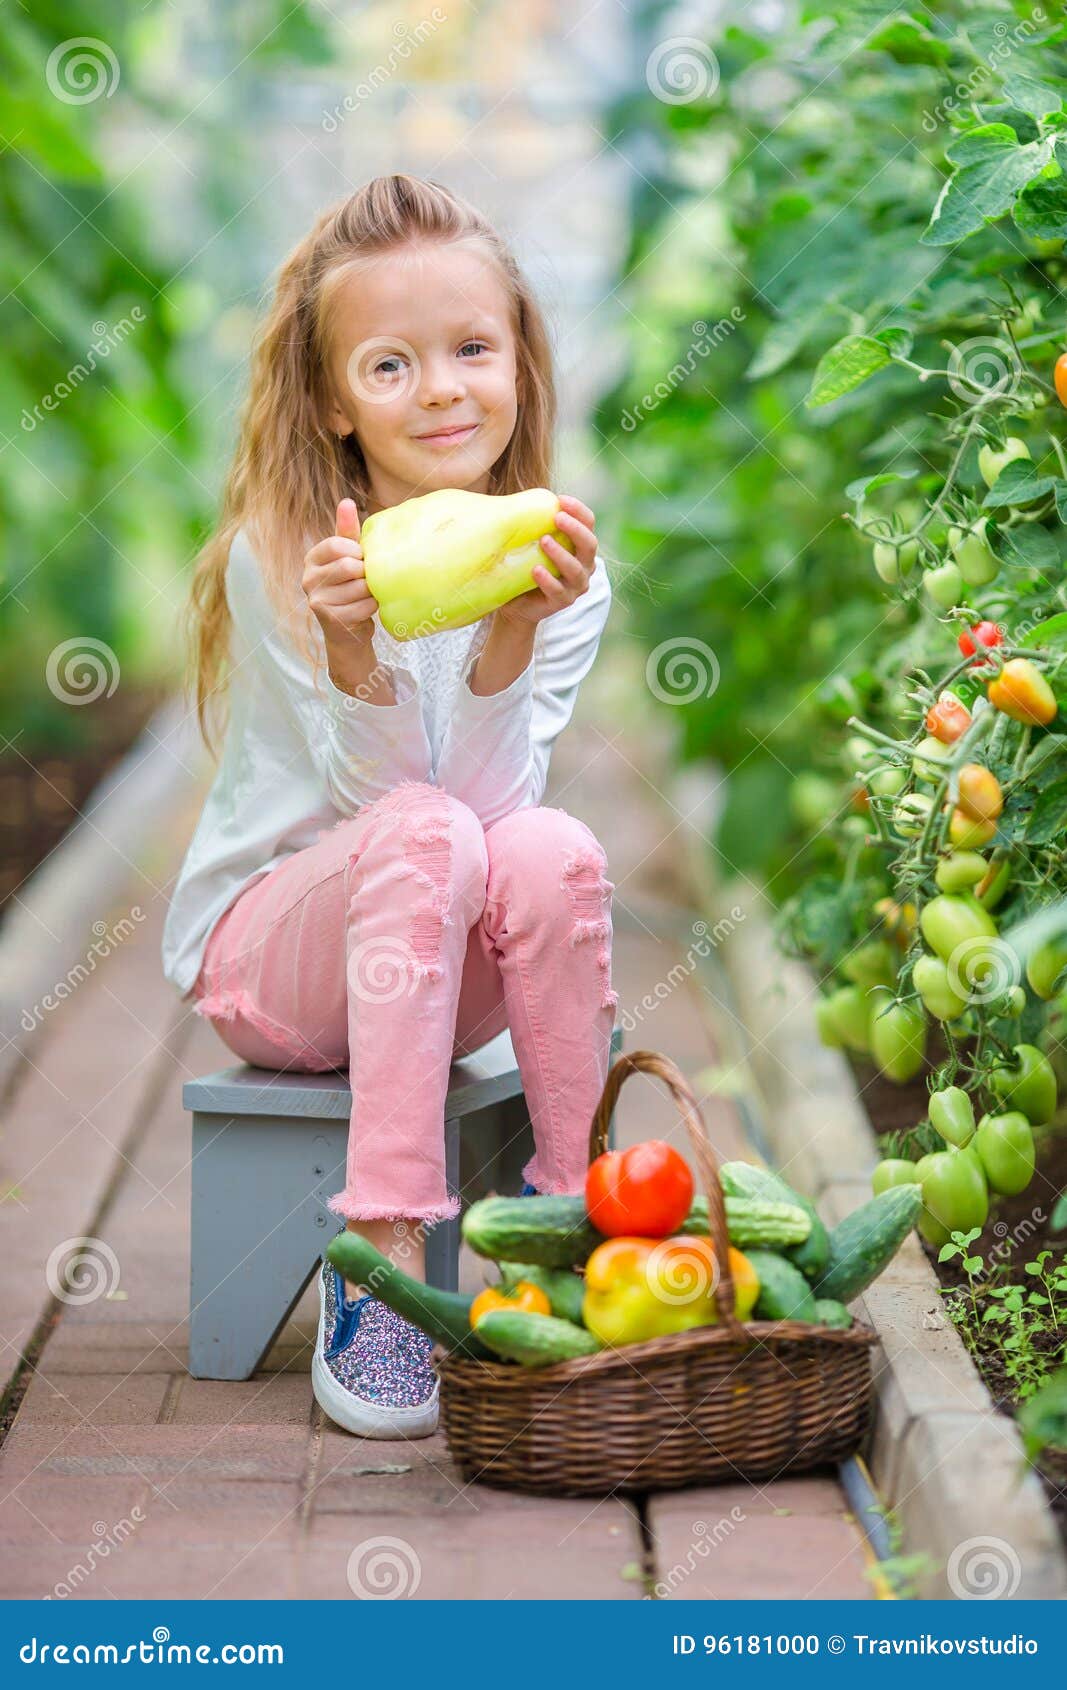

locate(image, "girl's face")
(324, 242), (519, 515)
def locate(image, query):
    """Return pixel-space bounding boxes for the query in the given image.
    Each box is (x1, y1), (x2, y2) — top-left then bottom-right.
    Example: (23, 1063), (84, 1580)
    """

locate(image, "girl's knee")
(488, 807), (613, 904)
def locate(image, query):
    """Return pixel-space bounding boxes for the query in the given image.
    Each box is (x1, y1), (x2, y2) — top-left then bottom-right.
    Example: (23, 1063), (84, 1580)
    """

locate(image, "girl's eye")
(459, 341), (488, 358)
(374, 355), (407, 377)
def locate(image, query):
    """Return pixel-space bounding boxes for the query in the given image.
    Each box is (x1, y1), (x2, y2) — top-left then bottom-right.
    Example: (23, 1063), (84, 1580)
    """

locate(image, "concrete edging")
(662, 763), (1067, 1601)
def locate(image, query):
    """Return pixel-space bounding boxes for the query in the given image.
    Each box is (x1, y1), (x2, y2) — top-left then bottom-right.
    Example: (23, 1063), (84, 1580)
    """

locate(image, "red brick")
(14, 1370), (171, 1427)
(649, 1495), (873, 1599)
(171, 1375), (312, 1426)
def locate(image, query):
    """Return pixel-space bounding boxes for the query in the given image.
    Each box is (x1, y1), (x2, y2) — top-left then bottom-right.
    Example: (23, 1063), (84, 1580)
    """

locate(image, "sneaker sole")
(313, 1267), (439, 1440)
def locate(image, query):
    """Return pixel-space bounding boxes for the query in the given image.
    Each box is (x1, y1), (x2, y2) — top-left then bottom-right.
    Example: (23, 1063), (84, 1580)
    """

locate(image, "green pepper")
(989, 1043), (1058, 1126)
(913, 954), (968, 1022)
(868, 988), (926, 1082)
(915, 1146), (989, 1245)
(975, 1111), (1036, 1196)
(928, 1086), (975, 1148)
(872, 1158), (919, 1196)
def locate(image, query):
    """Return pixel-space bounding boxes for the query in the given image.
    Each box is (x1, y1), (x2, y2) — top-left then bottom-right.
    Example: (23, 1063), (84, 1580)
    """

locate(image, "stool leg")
(424, 1115), (460, 1292)
(188, 1113), (342, 1380)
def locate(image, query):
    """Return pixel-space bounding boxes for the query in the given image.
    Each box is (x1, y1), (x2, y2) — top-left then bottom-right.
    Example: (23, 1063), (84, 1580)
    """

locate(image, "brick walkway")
(0, 627), (879, 1599)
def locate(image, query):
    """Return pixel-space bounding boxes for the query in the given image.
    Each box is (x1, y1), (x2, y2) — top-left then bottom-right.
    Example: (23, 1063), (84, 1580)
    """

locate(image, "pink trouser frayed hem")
(325, 1191), (462, 1224)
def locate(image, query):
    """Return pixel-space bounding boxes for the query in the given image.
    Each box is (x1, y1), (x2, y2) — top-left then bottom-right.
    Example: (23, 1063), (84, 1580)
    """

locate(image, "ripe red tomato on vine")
(1054, 351), (1067, 409)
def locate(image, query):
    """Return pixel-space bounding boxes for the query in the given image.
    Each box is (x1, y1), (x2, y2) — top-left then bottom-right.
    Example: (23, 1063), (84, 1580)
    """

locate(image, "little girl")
(162, 173), (617, 1441)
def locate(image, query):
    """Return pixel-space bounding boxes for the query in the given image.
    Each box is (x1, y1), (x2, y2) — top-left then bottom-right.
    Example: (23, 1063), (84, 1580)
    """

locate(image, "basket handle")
(587, 1049), (742, 1334)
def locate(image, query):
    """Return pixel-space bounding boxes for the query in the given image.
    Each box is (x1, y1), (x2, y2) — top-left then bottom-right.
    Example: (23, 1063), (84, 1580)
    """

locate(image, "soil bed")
(0, 682), (167, 920)
(856, 1057), (1067, 1547)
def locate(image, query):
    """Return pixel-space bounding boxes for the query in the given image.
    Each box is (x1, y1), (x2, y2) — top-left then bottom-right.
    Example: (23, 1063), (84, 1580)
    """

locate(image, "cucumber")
(498, 1262), (586, 1325)
(325, 1231), (493, 1360)
(814, 1184), (923, 1304)
(682, 1194), (811, 1249)
(745, 1249), (819, 1323)
(814, 1298), (853, 1330)
(720, 1160), (831, 1280)
(462, 1195), (602, 1268)
(474, 1308), (601, 1367)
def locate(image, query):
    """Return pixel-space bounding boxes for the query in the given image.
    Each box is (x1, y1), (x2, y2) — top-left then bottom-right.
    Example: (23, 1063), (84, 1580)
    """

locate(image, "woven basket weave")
(436, 1049), (878, 1497)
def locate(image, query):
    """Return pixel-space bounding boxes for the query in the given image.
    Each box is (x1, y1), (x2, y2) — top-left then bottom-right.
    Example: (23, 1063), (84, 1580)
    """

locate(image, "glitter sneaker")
(312, 1258), (439, 1439)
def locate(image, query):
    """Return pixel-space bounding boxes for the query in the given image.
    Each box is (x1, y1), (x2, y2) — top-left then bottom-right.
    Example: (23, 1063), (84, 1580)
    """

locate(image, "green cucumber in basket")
(720, 1160), (831, 1280)
(813, 1184), (923, 1304)
(745, 1249), (819, 1323)
(464, 1192), (811, 1269)
(462, 1196), (601, 1268)
(682, 1195), (811, 1249)
(474, 1308), (601, 1367)
(814, 1298), (853, 1330)
(325, 1231), (493, 1360)
(498, 1262), (586, 1325)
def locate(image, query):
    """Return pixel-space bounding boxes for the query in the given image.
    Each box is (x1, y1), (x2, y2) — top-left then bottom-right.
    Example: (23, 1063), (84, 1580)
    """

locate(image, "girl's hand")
(302, 499), (378, 648)
(493, 494), (598, 633)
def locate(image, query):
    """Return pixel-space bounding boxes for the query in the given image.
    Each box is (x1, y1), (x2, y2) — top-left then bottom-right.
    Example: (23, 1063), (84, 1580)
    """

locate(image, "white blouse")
(161, 523), (613, 998)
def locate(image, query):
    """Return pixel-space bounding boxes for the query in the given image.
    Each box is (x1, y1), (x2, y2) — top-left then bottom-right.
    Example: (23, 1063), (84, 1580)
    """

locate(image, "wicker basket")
(436, 1049), (878, 1497)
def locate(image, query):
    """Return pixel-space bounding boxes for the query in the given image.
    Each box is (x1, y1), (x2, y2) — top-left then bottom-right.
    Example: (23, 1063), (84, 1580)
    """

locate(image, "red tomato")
(925, 689), (971, 744)
(1055, 352), (1067, 409)
(585, 1140), (694, 1237)
(957, 621), (1004, 662)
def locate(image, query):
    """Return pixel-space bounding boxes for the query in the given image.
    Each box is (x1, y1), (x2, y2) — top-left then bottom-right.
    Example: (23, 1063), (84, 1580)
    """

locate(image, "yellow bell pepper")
(581, 1235), (759, 1347)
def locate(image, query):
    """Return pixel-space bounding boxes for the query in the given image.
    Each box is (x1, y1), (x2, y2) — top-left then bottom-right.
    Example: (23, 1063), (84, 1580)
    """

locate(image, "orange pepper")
(470, 1280), (550, 1328)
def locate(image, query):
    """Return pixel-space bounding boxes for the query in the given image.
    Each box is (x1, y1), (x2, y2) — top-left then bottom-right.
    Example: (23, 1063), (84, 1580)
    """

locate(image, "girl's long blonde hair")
(184, 173), (559, 759)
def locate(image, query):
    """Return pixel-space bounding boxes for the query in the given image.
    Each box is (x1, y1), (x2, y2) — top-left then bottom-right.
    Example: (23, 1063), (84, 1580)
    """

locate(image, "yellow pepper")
(581, 1235), (759, 1348)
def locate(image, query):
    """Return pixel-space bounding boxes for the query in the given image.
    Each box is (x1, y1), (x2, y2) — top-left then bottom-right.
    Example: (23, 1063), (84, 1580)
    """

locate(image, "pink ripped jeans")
(189, 779), (618, 1223)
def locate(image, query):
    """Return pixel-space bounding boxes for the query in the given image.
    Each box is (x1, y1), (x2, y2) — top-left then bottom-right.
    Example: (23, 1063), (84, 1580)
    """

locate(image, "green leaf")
(1024, 775), (1067, 844)
(1021, 612), (1067, 650)
(807, 336), (892, 407)
(866, 15), (951, 66)
(746, 308), (823, 380)
(1000, 524), (1064, 572)
(923, 133), (1054, 246)
(1014, 172), (1067, 240)
(845, 469), (918, 501)
(1001, 72), (1066, 119)
(980, 460), (1059, 508)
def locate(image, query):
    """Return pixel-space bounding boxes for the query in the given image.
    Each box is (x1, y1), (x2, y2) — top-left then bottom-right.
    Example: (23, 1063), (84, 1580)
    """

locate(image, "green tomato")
(1006, 984), (1026, 1016)
(978, 436), (1031, 489)
(841, 939), (898, 990)
(821, 984), (872, 1054)
(815, 996), (846, 1049)
(873, 538), (918, 584)
(915, 1145), (989, 1240)
(975, 1111), (1035, 1196)
(975, 857), (1011, 912)
(912, 953), (969, 1021)
(988, 1043), (1058, 1126)
(843, 733), (880, 774)
(894, 792), (935, 838)
(912, 735), (954, 783)
(869, 765), (908, 798)
(868, 987), (926, 1083)
(954, 518), (999, 587)
(789, 773), (840, 831)
(919, 896), (999, 990)
(1026, 938), (1067, 1000)
(928, 1086), (976, 1148)
(872, 1158), (920, 1196)
(924, 562), (963, 610)
(935, 852), (988, 894)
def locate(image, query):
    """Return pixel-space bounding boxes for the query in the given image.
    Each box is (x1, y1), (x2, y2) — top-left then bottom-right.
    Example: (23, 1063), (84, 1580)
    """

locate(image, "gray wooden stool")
(183, 1025), (624, 1379)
